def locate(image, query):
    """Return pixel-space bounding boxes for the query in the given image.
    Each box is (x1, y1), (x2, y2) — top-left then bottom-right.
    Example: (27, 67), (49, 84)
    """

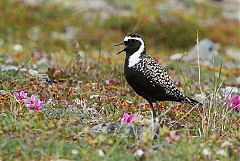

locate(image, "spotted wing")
(140, 56), (187, 102)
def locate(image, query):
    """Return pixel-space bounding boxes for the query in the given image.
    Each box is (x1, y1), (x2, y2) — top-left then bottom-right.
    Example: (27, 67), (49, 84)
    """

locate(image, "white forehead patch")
(124, 36), (145, 67)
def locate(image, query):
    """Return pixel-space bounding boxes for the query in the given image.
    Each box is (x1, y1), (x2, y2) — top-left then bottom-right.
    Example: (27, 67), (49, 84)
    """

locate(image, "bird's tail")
(183, 96), (202, 106)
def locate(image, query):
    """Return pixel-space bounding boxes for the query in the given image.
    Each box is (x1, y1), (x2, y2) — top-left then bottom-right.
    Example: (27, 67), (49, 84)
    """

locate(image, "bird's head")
(115, 33), (146, 55)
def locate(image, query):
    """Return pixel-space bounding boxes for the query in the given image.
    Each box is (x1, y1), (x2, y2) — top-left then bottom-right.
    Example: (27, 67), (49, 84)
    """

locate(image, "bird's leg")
(157, 102), (161, 124)
(156, 102), (162, 136)
(148, 101), (157, 137)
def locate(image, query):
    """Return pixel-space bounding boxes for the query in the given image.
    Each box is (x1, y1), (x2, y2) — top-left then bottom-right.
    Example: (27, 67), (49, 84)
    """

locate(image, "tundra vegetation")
(0, 0), (239, 160)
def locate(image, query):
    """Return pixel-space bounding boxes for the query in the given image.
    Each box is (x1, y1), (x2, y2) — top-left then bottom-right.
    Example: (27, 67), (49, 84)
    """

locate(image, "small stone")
(170, 53), (183, 61)
(13, 44), (23, 52)
(126, 99), (134, 104)
(51, 26), (78, 42)
(98, 149), (105, 157)
(236, 76), (240, 85)
(90, 94), (100, 99)
(134, 149), (144, 157)
(221, 86), (239, 96)
(194, 93), (206, 103)
(183, 39), (219, 62)
(0, 90), (7, 95)
(203, 148), (210, 156)
(0, 64), (19, 71)
(28, 69), (39, 76)
(225, 47), (240, 63)
(71, 149), (78, 155)
(216, 149), (227, 157)
(221, 141), (232, 147)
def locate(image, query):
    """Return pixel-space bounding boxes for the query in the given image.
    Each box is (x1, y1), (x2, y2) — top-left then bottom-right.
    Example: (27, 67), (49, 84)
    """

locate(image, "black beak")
(114, 42), (124, 46)
(114, 42), (126, 55)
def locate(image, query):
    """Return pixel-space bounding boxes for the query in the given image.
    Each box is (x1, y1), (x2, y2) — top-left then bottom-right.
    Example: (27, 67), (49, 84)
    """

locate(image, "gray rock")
(194, 93), (206, 103)
(236, 76), (240, 85)
(157, 0), (195, 21)
(183, 39), (220, 62)
(0, 64), (50, 81)
(221, 0), (240, 21)
(13, 44), (24, 53)
(170, 53), (183, 61)
(51, 26), (79, 42)
(225, 47), (240, 63)
(92, 123), (143, 136)
(22, 0), (47, 6)
(28, 69), (39, 75)
(221, 86), (239, 97)
(0, 64), (24, 71)
(0, 90), (7, 95)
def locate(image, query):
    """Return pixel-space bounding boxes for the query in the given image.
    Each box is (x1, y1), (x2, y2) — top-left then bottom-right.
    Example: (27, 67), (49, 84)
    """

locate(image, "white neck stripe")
(124, 36), (145, 67)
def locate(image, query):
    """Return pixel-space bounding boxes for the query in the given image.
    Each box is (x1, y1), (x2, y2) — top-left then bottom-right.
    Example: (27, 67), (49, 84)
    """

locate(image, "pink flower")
(165, 131), (180, 143)
(26, 95), (43, 112)
(13, 91), (43, 112)
(13, 91), (28, 102)
(105, 79), (115, 85)
(229, 95), (240, 112)
(121, 113), (136, 123)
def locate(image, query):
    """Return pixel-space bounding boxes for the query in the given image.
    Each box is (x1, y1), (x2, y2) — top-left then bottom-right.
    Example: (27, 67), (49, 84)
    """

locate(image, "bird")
(115, 33), (201, 135)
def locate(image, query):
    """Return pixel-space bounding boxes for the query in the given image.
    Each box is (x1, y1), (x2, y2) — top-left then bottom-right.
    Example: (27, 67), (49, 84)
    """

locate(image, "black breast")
(124, 63), (166, 101)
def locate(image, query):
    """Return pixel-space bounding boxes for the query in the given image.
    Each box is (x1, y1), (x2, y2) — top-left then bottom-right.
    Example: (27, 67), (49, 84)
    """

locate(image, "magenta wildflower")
(26, 95), (43, 112)
(121, 113), (136, 123)
(26, 95), (37, 106)
(229, 95), (240, 112)
(13, 91), (43, 112)
(165, 131), (180, 143)
(165, 136), (172, 143)
(13, 91), (28, 102)
(105, 79), (114, 85)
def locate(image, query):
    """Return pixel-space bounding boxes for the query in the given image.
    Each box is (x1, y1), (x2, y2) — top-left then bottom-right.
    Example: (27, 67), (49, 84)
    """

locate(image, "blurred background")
(0, 0), (239, 83)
